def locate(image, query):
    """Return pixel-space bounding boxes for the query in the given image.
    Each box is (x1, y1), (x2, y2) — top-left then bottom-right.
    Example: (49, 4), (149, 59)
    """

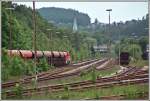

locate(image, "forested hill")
(86, 14), (149, 45)
(38, 7), (91, 26)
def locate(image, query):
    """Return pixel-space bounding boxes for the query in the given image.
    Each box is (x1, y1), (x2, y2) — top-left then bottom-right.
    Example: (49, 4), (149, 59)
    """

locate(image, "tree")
(138, 36), (148, 52)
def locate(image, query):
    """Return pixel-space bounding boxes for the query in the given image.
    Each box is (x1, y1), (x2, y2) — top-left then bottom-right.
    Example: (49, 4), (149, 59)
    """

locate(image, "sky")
(13, 2), (148, 23)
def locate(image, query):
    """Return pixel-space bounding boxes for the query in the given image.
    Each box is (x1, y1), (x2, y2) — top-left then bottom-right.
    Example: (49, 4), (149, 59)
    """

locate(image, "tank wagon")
(7, 50), (71, 66)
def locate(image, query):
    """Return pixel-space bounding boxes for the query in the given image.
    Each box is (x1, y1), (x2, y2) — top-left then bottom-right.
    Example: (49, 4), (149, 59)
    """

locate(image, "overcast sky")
(13, 2), (148, 23)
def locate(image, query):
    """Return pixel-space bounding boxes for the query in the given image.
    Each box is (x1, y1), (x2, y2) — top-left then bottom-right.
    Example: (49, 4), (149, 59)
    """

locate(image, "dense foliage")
(89, 15), (149, 45)
(2, 48), (34, 81)
(2, 2), (94, 60)
(114, 36), (148, 60)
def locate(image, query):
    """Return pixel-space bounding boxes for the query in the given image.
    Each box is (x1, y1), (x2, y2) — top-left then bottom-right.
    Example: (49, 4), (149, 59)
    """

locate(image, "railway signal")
(118, 24), (121, 66)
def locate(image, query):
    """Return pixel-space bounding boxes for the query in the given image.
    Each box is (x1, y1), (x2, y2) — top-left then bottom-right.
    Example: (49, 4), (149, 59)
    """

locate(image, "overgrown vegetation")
(2, 48), (32, 82)
(115, 36), (149, 61)
(1, 48), (49, 82)
(22, 84), (148, 100)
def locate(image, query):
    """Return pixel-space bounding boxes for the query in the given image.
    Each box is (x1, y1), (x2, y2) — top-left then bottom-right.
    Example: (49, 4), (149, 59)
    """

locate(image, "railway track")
(59, 59), (108, 75)
(4, 75), (148, 98)
(3, 67), (148, 98)
(72, 58), (99, 66)
(3, 59), (148, 98)
(25, 58), (100, 80)
(2, 58), (108, 88)
(3, 59), (146, 90)
(115, 66), (148, 77)
(43, 67), (148, 90)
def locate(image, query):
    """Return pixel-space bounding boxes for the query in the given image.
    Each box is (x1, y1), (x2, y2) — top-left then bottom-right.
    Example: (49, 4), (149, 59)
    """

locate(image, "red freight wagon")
(7, 50), (71, 67)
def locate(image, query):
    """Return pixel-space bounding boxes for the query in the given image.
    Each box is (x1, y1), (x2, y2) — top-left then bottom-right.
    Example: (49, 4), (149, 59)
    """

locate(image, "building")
(93, 45), (108, 53)
(73, 16), (78, 33)
(146, 44), (149, 52)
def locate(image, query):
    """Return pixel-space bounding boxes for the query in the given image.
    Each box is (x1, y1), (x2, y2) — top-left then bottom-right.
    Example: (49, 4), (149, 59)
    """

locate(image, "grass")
(2, 66), (57, 83)
(129, 59), (148, 67)
(22, 84), (149, 100)
(80, 65), (120, 80)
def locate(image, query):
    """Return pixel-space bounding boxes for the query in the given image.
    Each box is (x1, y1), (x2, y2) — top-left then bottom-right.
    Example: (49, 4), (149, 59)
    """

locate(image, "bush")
(2, 48), (52, 81)
(13, 83), (23, 99)
(9, 56), (26, 76)
(63, 84), (70, 99)
(37, 57), (49, 72)
(1, 48), (35, 81)
(2, 68), (9, 82)
(115, 39), (142, 61)
(91, 67), (96, 83)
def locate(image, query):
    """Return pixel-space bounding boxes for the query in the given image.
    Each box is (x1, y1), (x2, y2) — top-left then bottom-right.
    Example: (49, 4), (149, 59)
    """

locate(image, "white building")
(73, 17), (78, 33)
(93, 45), (108, 53)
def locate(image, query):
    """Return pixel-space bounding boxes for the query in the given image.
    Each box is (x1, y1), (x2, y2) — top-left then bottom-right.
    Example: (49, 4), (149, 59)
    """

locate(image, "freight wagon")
(7, 50), (71, 66)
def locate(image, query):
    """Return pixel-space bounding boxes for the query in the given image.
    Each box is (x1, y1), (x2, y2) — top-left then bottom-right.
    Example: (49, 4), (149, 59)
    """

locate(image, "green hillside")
(38, 7), (91, 26)
(38, 7), (148, 42)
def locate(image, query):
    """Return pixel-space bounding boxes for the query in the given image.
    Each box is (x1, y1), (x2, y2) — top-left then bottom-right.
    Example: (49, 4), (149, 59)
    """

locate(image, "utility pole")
(5, 7), (14, 54)
(63, 35), (68, 51)
(118, 26), (120, 66)
(106, 9), (112, 59)
(56, 31), (61, 50)
(131, 33), (136, 62)
(47, 29), (52, 66)
(32, 1), (37, 81)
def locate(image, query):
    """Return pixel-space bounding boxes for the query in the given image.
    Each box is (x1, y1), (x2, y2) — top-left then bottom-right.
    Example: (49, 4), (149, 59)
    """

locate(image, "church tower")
(73, 16), (78, 33)
(73, 14), (79, 51)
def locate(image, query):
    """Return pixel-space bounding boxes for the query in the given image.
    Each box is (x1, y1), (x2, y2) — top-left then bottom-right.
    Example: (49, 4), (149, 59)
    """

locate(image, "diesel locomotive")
(120, 52), (130, 65)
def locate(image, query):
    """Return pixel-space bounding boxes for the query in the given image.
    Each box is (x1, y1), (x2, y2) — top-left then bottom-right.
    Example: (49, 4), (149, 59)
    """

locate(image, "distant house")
(146, 44), (149, 52)
(93, 45), (108, 53)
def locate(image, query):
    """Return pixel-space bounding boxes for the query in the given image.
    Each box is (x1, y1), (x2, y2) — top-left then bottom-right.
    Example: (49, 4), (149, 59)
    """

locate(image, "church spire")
(73, 15), (78, 33)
